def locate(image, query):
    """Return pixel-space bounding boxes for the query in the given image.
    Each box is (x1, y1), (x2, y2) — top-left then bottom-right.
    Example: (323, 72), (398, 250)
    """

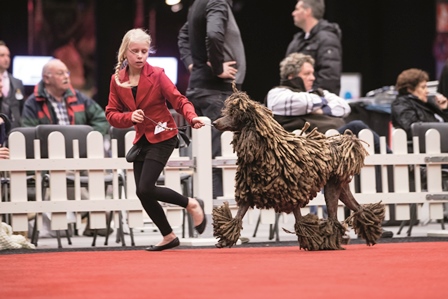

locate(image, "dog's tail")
(330, 130), (369, 180)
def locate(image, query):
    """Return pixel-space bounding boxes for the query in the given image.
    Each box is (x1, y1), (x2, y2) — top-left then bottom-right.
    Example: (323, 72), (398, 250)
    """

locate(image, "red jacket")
(106, 63), (198, 144)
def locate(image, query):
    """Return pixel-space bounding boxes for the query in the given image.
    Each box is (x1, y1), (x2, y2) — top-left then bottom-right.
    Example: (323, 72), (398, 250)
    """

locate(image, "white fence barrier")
(1, 121), (447, 239)
(213, 127), (448, 228)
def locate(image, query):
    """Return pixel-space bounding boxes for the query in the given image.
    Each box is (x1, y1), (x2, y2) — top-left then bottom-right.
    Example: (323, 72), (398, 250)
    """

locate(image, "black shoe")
(145, 237), (180, 251)
(195, 199), (207, 235)
(381, 230), (393, 238)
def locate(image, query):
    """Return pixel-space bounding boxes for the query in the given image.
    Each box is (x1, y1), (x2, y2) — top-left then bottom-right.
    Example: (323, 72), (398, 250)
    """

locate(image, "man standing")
(0, 41), (25, 129)
(178, 0), (246, 198)
(286, 0), (342, 95)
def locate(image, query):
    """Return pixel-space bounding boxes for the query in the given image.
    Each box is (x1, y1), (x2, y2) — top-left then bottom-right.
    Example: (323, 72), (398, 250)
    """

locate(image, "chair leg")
(91, 230), (98, 247)
(187, 213), (194, 238)
(271, 213), (280, 242)
(182, 210), (186, 238)
(397, 220), (406, 235)
(406, 204), (417, 237)
(104, 211), (114, 246)
(115, 221), (123, 243)
(269, 214), (281, 242)
(252, 214), (261, 237)
(129, 227), (135, 246)
(118, 211), (126, 246)
(56, 230), (62, 249)
(115, 210), (127, 246)
(66, 227), (72, 245)
(31, 214), (39, 246)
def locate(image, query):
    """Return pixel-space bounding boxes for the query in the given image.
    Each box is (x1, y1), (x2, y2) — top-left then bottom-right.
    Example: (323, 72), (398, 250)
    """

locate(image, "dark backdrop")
(0, 0), (437, 108)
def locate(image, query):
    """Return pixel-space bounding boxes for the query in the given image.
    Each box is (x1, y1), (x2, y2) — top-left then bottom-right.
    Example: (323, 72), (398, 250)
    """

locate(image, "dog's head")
(213, 87), (274, 132)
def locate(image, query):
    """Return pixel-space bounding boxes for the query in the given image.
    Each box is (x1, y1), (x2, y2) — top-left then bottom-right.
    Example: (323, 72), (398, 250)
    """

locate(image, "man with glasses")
(21, 58), (108, 133)
(21, 58), (110, 238)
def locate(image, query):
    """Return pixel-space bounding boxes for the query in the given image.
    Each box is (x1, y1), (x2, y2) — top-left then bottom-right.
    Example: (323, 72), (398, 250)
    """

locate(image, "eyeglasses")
(46, 70), (70, 77)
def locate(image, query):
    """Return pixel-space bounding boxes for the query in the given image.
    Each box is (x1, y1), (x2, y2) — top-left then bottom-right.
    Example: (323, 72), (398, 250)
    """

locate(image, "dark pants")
(133, 137), (189, 236)
(186, 88), (232, 198)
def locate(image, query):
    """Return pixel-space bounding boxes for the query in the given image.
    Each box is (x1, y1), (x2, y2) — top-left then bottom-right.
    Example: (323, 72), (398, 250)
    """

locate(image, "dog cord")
(142, 114), (213, 131)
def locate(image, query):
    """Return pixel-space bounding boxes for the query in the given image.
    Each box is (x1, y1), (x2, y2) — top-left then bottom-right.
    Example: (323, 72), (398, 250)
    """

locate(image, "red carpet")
(1, 242), (447, 299)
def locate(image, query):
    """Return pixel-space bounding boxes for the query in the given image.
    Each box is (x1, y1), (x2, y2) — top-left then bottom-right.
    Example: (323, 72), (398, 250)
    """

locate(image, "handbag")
(125, 144), (142, 162)
(176, 129), (190, 148)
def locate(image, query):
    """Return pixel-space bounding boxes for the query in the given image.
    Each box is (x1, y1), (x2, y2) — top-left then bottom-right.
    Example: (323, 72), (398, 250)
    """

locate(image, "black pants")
(134, 159), (188, 236)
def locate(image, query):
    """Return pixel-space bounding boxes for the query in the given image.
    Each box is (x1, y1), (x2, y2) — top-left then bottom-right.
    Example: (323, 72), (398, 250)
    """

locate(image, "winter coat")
(286, 19), (342, 95)
(22, 81), (109, 135)
(391, 93), (448, 139)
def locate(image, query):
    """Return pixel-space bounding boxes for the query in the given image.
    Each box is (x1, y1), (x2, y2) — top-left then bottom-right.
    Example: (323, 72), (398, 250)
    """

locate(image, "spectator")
(0, 113), (10, 158)
(178, 0), (246, 198)
(21, 58), (109, 135)
(0, 77), (10, 158)
(437, 59), (448, 98)
(286, 0), (342, 95)
(392, 68), (448, 223)
(391, 68), (448, 140)
(266, 53), (388, 154)
(266, 53), (394, 238)
(0, 41), (25, 129)
(21, 58), (110, 237)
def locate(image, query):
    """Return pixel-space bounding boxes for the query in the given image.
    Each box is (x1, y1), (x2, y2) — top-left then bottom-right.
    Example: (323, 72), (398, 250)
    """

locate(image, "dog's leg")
(283, 205), (323, 251)
(324, 177), (344, 220)
(338, 182), (361, 212)
(340, 184), (385, 246)
(212, 202), (249, 248)
(317, 177), (348, 250)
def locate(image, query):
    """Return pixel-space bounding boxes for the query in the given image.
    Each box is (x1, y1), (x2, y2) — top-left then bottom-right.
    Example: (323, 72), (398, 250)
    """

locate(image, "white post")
(192, 117), (213, 214)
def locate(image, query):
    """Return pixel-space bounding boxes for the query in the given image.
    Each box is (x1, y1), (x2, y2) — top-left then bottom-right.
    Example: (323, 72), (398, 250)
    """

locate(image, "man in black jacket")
(0, 41), (25, 129)
(178, 0), (246, 198)
(286, 0), (342, 95)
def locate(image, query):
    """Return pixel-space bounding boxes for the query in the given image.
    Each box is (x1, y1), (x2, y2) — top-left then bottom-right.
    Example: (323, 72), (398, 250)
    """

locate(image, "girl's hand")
(132, 109), (145, 123)
(191, 117), (205, 129)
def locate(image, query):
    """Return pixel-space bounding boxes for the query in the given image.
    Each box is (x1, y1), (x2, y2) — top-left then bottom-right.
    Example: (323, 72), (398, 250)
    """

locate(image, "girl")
(106, 28), (206, 251)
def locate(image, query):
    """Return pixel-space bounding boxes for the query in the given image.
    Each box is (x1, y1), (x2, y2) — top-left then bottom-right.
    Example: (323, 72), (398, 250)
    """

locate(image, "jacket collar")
(33, 80), (76, 103)
(118, 62), (154, 108)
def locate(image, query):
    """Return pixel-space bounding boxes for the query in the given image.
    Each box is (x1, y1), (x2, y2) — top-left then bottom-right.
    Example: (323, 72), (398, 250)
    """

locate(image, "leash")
(142, 114), (213, 131)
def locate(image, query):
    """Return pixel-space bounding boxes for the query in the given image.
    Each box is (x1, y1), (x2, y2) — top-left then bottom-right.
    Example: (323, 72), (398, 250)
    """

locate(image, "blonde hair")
(114, 28), (152, 87)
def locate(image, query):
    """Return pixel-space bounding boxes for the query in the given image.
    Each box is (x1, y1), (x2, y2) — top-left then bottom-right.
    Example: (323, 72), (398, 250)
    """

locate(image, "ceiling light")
(166, 0), (180, 5)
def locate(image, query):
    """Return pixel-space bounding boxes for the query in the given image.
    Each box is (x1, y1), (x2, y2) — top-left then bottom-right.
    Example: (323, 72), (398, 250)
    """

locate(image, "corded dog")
(212, 85), (385, 251)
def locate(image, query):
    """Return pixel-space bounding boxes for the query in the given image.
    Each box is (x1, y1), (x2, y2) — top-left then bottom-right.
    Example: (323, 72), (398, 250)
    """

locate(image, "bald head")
(42, 59), (68, 77)
(42, 59), (71, 98)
